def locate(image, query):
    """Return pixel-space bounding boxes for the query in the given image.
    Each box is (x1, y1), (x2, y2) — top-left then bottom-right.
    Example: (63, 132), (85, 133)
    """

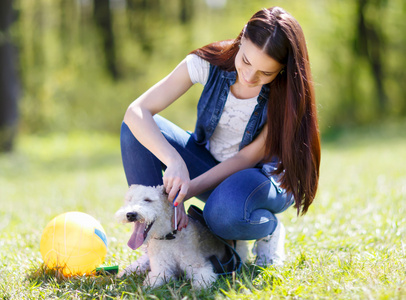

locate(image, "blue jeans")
(120, 115), (294, 240)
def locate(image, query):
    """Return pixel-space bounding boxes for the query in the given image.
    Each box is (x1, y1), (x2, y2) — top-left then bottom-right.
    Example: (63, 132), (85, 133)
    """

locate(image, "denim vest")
(192, 64), (270, 150)
(192, 64), (291, 199)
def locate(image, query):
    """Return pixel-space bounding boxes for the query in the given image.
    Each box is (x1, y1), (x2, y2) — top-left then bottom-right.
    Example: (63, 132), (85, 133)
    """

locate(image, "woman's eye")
(242, 57), (250, 65)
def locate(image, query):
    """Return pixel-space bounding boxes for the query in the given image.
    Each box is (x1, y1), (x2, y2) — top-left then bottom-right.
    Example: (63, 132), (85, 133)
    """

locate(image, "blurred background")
(1, 0), (405, 152)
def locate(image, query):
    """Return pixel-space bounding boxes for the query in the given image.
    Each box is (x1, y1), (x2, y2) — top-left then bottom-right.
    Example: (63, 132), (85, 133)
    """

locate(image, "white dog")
(115, 184), (248, 289)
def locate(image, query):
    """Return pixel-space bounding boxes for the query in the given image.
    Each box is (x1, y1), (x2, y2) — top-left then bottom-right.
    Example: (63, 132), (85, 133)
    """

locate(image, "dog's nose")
(126, 212), (138, 222)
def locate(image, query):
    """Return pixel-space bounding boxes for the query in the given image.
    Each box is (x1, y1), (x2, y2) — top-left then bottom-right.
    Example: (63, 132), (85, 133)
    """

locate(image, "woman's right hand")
(163, 158), (190, 206)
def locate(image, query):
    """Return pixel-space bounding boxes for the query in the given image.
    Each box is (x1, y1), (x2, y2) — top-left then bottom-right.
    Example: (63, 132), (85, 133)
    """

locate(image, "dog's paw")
(118, 265), (149, 278)
(143, 274), (166, 289)
(188, 268), (217, 290)
(118, 252), (151, 278)
(191, 278), (214, 290)
(117, 267), (137, 278)
(117, 269), (128, 278)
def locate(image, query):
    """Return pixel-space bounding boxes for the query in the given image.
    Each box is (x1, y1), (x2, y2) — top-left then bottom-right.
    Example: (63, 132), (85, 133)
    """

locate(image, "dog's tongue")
(127, 222), (146, 250)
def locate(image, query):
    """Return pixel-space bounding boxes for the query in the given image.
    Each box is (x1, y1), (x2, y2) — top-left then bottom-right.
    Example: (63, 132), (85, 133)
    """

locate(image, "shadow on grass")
(25, 263), (275, 299)
(26, 264), (145, 298)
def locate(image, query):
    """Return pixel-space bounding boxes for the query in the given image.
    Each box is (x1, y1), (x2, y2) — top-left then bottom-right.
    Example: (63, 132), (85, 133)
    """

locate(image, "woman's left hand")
(172, 201), (188, 231)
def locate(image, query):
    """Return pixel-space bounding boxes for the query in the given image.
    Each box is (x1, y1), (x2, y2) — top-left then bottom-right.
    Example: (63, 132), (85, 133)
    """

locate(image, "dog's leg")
(143, 256), (176, 289)
(118, 251), (150, 277)
(143, 267), (176, 289)
(143, 271), (166, 289)
(185, 264), (217, 290)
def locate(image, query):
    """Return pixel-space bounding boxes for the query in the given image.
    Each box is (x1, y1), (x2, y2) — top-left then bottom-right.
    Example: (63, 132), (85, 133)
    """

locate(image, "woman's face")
(235, 37), (284, 88)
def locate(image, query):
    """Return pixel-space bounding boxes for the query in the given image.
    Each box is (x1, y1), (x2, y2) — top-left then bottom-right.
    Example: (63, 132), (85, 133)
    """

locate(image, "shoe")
(253, 219), (286, 267)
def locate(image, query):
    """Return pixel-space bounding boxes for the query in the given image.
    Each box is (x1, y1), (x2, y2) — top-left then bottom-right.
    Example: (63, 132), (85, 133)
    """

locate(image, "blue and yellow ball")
(40, 212), (107, 276)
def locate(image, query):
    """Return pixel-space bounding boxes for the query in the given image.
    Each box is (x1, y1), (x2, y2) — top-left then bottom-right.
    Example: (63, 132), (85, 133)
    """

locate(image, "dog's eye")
(144, 198), (153, 203)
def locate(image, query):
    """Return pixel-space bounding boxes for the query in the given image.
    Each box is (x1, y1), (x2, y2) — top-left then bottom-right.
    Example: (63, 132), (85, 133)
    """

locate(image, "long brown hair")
(191, 7), (321, 215)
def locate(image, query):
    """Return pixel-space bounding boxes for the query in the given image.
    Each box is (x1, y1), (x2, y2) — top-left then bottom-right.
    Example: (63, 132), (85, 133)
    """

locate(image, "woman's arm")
(123, 59), (194, 203)
(185, 126), (268, 201)
(173, 126), (268, 230)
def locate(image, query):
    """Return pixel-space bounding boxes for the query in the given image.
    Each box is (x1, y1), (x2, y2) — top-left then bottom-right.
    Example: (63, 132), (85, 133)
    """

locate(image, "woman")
(121, 6), (320, 267)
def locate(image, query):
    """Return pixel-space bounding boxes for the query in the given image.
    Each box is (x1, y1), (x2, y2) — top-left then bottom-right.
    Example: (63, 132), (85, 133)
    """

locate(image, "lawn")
(1, 121), (405, 299)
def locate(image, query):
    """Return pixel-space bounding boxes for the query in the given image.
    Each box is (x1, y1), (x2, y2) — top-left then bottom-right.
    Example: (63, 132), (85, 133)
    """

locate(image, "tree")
(180, 0), (194, 24)
(126, 0), (155, 54)
(354, 0), (387, 112)
(93, 0), (120, 80)
(0, 0), (19, 152)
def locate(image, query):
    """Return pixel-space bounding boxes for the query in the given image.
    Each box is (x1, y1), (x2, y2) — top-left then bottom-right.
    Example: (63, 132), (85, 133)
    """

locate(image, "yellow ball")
(40, 212), (107, 276)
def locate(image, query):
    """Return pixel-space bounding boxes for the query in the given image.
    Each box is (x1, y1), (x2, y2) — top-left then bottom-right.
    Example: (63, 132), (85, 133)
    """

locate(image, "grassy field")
(1, 121), (405, 299)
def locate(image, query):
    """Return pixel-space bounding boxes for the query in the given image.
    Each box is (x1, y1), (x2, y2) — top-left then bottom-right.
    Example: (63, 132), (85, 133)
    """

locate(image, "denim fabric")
(193, 64), (270, 150)
(203, 168), (294, 240)
(121, 117), (218, 190)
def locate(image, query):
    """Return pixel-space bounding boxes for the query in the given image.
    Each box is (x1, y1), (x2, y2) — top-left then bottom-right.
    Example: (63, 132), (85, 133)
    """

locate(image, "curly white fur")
(115, 184), (248, 289)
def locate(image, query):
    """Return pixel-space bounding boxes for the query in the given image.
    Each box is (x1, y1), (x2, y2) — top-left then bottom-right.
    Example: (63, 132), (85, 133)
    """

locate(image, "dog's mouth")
(127, 220), (155, 250)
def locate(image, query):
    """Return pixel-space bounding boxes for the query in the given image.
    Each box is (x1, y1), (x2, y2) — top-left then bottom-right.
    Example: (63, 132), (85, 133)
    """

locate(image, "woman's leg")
(120, 121), (164, 186)
(203, 168), (293, 266)
(120, 115), (218, 187)
(203, 168), (294, 240)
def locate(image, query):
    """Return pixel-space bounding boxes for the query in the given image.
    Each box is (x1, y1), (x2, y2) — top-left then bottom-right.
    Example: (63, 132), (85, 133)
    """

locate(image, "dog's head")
(115, 184), (173, 250)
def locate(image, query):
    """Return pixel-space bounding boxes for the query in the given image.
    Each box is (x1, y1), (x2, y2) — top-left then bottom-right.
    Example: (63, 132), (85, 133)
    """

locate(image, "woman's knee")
(120, 121), (132, 141)
(120, 121), (137, 153)
(202, 168), (291, 239)
(203, 197), (277, 240)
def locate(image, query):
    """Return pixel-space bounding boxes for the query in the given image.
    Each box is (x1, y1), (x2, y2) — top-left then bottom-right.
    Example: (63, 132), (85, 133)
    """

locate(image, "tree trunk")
(355, 0), (387, 112)
(180, 0), (193, 24)
(93, 0), (120, 80)
(126, 0), (153, 54)
(0, 0), (19, 152)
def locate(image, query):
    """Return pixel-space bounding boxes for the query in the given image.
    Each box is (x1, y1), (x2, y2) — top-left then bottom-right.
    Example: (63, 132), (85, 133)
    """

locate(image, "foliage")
(8, 0), (406, 135)
(1, 121), (406, 299)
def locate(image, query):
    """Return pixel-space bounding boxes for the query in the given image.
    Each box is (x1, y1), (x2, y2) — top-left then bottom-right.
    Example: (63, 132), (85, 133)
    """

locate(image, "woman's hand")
(172, 201), (188, 230)
(163, 158), (190, 205)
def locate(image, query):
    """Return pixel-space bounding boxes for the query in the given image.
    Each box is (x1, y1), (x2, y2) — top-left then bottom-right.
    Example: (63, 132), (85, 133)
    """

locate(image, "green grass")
(1, 121), (406, 299)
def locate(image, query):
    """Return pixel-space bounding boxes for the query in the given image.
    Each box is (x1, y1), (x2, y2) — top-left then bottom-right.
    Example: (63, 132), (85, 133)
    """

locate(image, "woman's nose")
(245, 70), (256, 82)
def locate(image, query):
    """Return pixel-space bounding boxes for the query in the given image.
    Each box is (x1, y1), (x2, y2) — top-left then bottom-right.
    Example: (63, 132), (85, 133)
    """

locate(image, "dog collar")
(155, 230), (177, 240)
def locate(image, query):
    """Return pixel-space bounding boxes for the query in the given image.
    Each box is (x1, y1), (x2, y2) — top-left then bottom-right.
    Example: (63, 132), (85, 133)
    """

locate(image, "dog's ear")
(156, 185), (167, 196)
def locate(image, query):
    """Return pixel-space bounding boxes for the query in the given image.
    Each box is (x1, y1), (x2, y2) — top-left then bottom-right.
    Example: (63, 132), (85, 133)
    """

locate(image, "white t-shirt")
(186, 54), (258, 162)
